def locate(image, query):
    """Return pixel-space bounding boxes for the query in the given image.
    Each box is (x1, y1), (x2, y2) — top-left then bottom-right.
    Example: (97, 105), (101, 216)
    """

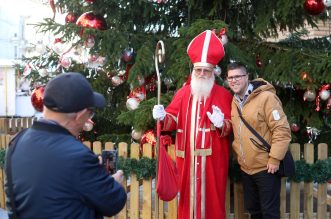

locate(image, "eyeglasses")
(87, 108), (95, 119)
(193, 68), (213, 75)
(226, 74), (247, 82)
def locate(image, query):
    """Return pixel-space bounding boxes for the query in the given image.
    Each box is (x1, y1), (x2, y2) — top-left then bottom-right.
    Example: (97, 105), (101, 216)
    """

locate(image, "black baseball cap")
(43, 72), (106, 113)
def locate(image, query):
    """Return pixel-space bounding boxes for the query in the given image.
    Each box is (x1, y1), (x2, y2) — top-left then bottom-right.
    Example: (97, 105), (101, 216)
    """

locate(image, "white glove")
(152, 104), (166, 120)
(207, 105), (224, 128)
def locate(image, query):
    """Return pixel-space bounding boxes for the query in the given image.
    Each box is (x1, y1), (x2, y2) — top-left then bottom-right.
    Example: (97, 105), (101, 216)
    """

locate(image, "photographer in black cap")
(5, 72), (127, 219)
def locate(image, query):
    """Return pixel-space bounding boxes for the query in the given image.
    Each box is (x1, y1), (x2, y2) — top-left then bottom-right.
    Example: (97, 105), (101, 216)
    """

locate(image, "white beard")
(190, 73), (215, 98)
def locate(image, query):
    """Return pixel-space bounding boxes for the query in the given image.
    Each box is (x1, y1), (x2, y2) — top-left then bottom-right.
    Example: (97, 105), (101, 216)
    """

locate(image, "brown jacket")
(231, 78), (291, 175)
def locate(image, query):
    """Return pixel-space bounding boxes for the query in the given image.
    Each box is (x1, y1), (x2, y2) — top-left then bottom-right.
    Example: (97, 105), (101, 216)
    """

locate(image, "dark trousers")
(241, 170), (281, 219)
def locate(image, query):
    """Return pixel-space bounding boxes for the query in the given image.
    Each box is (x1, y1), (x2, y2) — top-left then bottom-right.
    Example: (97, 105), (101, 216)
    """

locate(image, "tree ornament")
(129, 86), (146, 101)
(137, 75), (145, 86)
(131, 129), (143, 140)
(290, 123), (300, 132)
(300, 71), (313, 83)
(303, 89), (316, 101)
(83, 119), (94, 132)
(213, 65), (222, 76)
(126, 97), (140, 110)
(60, 57), (72, 69)
(31, 86), (45, 112)
(145, 74), (156, 92)
(53, 38), (65, 55)
(306, 127), (321, 143)
(23, 64), (32, 76)
(111, 76), (124, 86)
(84, 34), (95, 48)
(85, 0), (94, 2)
(35, 41), (46, 54)
(163, 77), (173, 87)
(255, 54), (262, 68)
(121, 48), (135, 64)
(86, 54), (106, 69)
(141, 130), (156, 146)
(304, 0), (326, 15)
(320, 87), (330, 100)
(315, 84), (330, 111)
(65, 12), (77, 23)
(324, 0), (331, 7)
(219, 28), (228, 45)
(38, 68), (48, 77)
(76, 12), (108, 35)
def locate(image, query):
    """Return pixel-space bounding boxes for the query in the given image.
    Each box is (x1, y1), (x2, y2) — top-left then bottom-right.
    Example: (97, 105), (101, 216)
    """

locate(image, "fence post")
(130, 143), (140, 219)
(233, 182), (248, 219)
(304, 143), (314, 219)
(290, 143), (300, 219)
(142, 143), (152, 219)
(118, 142), (128, 219)
(0, 135), (5, 209)
(280, 177), (287, 219)
(92, 141), (102, 155)
(317, 143), (328, 219)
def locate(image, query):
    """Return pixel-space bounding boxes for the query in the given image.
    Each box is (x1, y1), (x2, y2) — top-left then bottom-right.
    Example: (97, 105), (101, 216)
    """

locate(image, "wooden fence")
(0, 117), (330, 219)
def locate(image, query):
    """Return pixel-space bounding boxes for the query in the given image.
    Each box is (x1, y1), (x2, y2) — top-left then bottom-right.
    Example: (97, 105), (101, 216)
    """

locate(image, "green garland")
(117, 156), (157, 180)
(0, 149), (5, 168)
(1, 147), (330, 183)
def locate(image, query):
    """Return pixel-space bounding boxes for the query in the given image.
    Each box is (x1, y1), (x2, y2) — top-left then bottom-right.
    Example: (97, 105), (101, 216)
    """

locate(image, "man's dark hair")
(227, 62), (247, 74)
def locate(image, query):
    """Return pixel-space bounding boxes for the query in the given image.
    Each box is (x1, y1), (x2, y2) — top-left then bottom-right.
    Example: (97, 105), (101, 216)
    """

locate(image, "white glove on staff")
(152, 105), (166, 120)
(207, 105), (224, 128)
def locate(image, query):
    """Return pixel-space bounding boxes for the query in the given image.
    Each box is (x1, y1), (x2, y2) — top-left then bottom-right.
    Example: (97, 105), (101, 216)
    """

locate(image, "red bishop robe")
(162, 83), (233, 219)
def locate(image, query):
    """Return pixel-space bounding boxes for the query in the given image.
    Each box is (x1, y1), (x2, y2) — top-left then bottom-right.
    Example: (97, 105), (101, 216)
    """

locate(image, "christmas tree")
(19, 0), (331, 148)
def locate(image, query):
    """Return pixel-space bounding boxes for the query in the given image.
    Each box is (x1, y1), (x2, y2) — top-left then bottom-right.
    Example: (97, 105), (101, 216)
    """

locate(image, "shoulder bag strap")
(5, 129), (28, 219)
(236, 106), (271, 152)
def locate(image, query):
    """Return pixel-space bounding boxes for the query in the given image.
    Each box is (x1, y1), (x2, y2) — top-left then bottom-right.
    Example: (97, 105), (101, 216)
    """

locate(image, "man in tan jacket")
(227, 62), (291, 219)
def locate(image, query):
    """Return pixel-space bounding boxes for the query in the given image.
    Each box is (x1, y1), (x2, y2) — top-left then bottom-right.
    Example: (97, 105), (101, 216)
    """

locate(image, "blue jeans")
(241, 170), (281, 219)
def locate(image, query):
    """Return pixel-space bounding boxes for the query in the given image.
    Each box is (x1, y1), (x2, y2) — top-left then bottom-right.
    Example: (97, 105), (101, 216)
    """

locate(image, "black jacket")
(5, 121), (126, 219)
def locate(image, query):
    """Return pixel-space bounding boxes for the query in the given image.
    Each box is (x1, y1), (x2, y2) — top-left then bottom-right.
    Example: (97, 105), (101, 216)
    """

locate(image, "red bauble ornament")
(141, 130), (156, 146)
(121, 48), (135, 63)
(304, 0), (325, 15)
(76, 12), (108, 30)
(85, 0), (94, 2)
(31, 86), (45, 112)
(65, 12), (77, 23)
(290, 123), (300, 133)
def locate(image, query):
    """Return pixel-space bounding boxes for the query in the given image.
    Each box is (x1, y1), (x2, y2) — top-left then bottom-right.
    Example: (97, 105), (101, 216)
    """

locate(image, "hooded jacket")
(231, 78), (291, 175)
